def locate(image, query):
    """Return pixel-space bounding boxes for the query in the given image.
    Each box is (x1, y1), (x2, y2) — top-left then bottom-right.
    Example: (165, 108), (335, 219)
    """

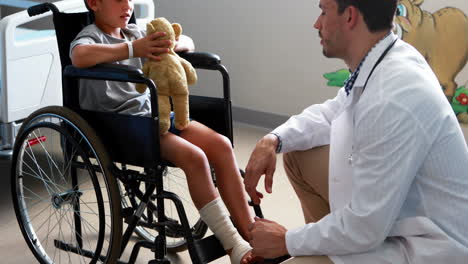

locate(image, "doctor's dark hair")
(334, 0), (397, 32)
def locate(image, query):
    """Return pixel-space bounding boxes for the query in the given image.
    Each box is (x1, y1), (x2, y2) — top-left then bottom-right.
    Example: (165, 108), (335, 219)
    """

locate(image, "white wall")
(155, 0), (342, 117)
(155, 0), (468, 117)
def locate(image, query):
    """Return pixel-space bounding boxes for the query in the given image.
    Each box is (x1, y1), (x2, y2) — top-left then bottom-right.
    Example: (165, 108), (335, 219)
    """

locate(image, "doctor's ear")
(345, 6), (360, 29)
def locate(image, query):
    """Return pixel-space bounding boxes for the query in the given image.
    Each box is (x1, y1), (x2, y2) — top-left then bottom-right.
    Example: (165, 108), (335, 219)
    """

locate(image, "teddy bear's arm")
(136, 63), (150, 93)
(179, 58), (198, 85)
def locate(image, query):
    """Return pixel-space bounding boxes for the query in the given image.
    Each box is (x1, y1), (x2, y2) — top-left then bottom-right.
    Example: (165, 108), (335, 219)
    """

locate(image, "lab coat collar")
(353, 32), (398, 89)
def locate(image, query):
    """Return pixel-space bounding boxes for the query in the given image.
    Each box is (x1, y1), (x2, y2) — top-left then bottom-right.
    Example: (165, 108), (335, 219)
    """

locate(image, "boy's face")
(314, 0), (348, 59)
(88, 0), (134, 28)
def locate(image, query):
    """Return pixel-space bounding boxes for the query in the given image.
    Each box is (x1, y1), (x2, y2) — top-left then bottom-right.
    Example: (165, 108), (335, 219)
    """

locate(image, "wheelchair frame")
(10, 2), (278, 264)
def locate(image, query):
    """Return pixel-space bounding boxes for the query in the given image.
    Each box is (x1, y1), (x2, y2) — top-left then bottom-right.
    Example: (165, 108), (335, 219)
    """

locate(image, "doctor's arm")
(272, 88), (347, 153)
(285, 99), (430, 256)
(244, 88), (346, 205)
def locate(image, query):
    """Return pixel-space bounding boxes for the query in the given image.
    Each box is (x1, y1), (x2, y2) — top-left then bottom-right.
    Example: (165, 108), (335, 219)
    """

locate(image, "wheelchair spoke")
(53, 205), (68, 264)
(78, 197), (112, 231)
(165, 176), (198, 216)
(43, 208), (61, 251)
(25, 204), (54, 231)
(23, 147), (57, 195)
(60, 206), (92, 263)
(34, 128), (58, 188)
(32, 129), (71, 190)
(21, 185), (50, 203)
(13, 108), (122, 264)
(21, 170), (68, 191)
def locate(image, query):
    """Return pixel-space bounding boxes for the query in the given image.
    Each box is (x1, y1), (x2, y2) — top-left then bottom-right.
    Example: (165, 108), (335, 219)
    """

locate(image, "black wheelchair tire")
(11, 106), (122, 264)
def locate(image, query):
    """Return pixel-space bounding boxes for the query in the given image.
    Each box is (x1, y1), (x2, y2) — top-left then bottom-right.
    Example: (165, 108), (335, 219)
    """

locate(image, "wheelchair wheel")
(11, 106), (122, 264)
(120, 166), (209, 252)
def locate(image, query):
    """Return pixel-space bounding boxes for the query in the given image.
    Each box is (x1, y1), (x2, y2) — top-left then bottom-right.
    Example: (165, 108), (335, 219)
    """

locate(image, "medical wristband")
(126, 41), (134, 59)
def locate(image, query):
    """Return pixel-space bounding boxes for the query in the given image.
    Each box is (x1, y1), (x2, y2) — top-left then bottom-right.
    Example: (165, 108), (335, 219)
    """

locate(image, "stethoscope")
(362, 38), (399, 92)
(347, 37), (398, 166)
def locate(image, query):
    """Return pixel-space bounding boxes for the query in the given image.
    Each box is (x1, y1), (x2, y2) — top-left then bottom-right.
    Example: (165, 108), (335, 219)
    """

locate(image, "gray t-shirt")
(70, 23), (151, 116)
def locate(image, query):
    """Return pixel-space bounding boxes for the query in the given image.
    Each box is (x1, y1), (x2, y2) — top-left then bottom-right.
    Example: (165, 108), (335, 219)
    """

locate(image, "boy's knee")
(218, 134), (233, 150)
(211, 134), (233, 154)
(181, 146), (209, 170)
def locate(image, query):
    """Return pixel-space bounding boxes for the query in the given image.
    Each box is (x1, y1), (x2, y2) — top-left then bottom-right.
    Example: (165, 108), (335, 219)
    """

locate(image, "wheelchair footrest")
(54, 239), (128, 264)
(194, 235), (226, 263)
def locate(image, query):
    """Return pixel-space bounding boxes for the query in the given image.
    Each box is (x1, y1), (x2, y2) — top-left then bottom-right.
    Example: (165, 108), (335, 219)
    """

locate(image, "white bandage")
(126, 41), (134, 59)
(199, 197), (252, 264)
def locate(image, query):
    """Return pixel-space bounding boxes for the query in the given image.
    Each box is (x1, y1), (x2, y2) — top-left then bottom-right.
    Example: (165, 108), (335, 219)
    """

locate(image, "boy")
(71, 0), (258, 263)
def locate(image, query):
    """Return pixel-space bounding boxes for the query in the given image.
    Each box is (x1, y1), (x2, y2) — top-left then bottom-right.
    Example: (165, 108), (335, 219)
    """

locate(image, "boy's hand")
(133, 32), (171, 61)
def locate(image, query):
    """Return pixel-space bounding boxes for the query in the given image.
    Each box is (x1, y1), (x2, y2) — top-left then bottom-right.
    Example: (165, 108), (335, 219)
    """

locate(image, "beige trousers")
(282, 256), (333, 264)
(283, 145), (330, 223)
(282, 145), (333, 264)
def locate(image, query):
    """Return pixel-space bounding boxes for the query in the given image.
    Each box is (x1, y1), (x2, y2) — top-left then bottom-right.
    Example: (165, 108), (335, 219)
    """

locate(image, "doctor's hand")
(249, 217), (288, 259)
(244, 134), (279, 205)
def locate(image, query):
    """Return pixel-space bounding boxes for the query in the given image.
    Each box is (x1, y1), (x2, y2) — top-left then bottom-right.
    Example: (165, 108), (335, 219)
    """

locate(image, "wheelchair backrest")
(51, 10), (162, 167)
(53, 11), (136, 109)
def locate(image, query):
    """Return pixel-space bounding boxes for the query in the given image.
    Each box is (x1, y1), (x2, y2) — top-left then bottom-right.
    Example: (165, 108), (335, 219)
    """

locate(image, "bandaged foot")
(199, 197), (252, 264)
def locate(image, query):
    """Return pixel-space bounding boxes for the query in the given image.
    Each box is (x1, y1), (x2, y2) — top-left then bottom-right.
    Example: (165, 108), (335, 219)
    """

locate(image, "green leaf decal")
(323, 69), (351, 87)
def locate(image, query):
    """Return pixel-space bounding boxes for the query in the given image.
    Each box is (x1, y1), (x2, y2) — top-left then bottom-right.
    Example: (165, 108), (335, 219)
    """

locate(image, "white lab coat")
(272, 33), (468, 264)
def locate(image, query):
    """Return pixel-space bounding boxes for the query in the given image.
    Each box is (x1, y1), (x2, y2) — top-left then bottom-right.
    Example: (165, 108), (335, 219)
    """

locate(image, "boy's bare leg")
(161, 125), (255, 263)
(159, 132), (218, 209)
(283, 146), (330, 223)
(179, 121), (254, 240)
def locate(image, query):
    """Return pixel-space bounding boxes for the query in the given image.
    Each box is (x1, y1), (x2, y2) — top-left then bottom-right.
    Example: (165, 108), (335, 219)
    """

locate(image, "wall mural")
(323, 0), (468, 123)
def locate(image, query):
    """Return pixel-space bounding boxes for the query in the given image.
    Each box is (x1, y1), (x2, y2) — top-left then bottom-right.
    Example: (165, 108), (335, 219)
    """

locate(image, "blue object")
(0, 0), (37, 8)
(15, 28), (55, 41)
(169, 111), (193, 136)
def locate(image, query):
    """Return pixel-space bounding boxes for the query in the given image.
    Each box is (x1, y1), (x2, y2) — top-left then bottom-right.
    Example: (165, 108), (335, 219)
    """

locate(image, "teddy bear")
(136, 17), (197, 134)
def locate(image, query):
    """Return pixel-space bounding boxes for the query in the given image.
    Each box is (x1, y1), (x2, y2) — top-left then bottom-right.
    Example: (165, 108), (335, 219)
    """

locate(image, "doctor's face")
(314, 0), (348, 59)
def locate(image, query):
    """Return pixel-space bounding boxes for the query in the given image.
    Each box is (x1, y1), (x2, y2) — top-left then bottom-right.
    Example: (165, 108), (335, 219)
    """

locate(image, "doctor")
(244, 0), (468, 263)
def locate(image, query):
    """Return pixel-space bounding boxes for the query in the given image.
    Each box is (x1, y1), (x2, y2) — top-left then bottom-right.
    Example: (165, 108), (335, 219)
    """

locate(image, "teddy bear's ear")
(172, 23), (182, 38)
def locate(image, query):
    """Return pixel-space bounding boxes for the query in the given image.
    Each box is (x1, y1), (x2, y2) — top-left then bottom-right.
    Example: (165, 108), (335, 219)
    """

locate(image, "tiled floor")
(0, 123), (304, 264)
(2, 122), (467, 264)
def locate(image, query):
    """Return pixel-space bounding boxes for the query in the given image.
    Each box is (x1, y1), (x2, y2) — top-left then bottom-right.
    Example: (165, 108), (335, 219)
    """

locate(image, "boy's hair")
(334, 0), (397, 32)
(84, 0), (95, 20)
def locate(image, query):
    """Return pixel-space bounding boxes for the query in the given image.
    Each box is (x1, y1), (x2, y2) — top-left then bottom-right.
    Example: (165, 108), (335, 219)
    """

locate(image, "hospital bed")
(0, 0), (155, 159)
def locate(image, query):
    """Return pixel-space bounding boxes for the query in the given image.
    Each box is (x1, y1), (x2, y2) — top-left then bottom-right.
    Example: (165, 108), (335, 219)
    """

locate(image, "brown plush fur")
(136, 17), (197, 134)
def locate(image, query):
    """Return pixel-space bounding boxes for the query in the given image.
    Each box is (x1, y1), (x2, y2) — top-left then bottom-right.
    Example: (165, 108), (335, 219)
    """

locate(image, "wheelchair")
(9, 2), (285, 264)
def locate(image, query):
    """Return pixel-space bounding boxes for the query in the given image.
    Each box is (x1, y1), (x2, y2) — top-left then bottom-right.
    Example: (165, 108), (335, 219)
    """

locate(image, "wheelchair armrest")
(63, 63), (159, 119)
(177, 51), (221, 70)
(63, 63), (148, 84)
